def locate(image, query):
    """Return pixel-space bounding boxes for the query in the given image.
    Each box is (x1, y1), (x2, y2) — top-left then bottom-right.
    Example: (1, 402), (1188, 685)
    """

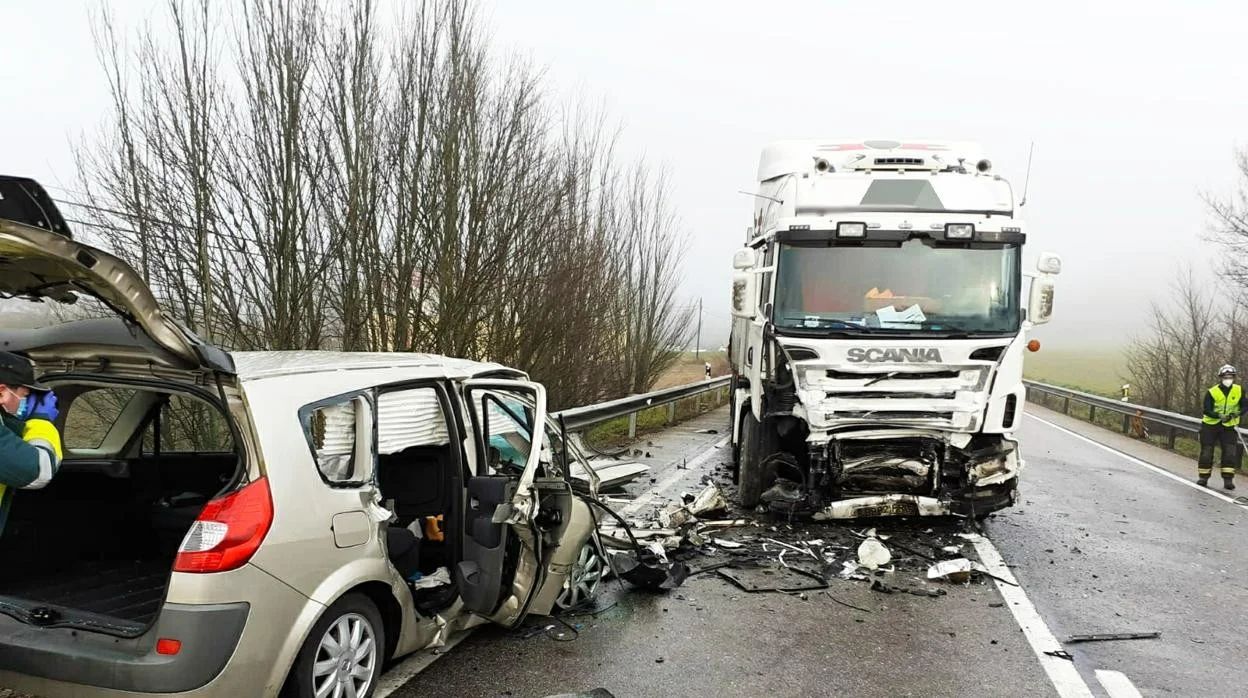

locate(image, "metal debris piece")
(763, 537), (818, 559)
(941, 545), (962, 554)
(1065, 632), (1160, 644)
(823, 591), (873, 613)
(716, 566), (829, 593)
(658, 483), (728, 528)
(1044, 650), (1075, 661)
(713, 538), (744, 549)
(695, 519), (749, 531)
(857, 538), (892, 570)
(761, 478), (805, 505)
(611, 549), (690, 591)
(926, 558), (989, 584)
(571, 462), (650, 491)
(870, 578), (945, 598)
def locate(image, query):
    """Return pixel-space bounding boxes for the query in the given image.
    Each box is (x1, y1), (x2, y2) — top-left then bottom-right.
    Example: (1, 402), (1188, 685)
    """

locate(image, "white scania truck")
(728, 139), (1060, 519)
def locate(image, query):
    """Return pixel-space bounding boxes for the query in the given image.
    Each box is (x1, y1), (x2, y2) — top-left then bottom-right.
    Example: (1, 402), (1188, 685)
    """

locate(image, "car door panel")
(457, 476), (517, 613)
(457, 380), (547, 625)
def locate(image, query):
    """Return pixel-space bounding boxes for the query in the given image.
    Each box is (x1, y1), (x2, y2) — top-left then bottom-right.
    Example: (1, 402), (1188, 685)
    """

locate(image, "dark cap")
(0, 351), (49, 392)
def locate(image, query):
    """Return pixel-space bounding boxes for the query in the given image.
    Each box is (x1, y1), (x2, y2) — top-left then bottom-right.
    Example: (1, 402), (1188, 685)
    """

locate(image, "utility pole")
(695, 297), (702, 360)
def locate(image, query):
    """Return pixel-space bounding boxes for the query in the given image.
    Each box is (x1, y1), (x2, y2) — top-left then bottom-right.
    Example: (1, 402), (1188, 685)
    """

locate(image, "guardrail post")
(1121, 414), (1130, 434)
(1167, 425), (1177, 450)
(1089, 404), (1096, 423)
(666, 402), (676, 425)
(628, 410), (638, 439)
(1063, 396), (1071, 414)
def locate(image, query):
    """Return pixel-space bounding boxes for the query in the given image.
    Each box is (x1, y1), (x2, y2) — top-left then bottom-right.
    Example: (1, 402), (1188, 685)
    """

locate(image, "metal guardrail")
(557, 376), (731, 436)
(1024, 379), (1247, 449)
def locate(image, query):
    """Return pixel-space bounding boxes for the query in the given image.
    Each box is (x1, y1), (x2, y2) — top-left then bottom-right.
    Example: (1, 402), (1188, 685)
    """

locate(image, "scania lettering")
(727, 139), (1061, 519)
(847, 347), (943, 363)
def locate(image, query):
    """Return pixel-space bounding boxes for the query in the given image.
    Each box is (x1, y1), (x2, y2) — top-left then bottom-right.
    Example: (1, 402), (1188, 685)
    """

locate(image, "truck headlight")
(945, 223), (974, 239)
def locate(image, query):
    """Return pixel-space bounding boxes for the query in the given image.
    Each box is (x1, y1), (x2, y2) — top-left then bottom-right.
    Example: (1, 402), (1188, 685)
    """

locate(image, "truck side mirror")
(1028, 278), (1055, 325)
(731, 271), (757, 319)
(733, 248), (756, 270)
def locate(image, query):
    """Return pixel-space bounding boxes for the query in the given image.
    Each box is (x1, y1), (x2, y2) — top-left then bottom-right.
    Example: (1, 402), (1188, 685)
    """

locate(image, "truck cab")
(728, 140), (1060, 519)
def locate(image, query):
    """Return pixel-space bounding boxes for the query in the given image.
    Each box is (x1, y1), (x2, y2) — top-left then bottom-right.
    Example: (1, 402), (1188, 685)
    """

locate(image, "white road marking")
(375, 628), (475, 698)
(620, 436), (730, 516)
(1095, 670), (1144, 698)
(374, 433), (729, 697)
(967, 532), (1095, 698)
(1026, 414), (1244, 506)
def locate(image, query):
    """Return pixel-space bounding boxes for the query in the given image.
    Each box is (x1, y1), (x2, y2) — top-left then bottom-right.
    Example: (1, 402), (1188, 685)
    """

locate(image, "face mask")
(0, 390), (28, 418)
(1223, 378), (1235, 388)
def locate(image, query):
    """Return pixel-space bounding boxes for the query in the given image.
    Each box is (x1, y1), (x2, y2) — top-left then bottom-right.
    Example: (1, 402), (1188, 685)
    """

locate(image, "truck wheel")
(738, 412), (776, 508)
(729, 372), (741, 477)
(284, 593), (385, 698)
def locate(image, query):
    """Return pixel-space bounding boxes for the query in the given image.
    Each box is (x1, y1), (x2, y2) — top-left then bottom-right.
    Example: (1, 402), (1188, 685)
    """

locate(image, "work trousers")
(1198, 423), (1240, 479)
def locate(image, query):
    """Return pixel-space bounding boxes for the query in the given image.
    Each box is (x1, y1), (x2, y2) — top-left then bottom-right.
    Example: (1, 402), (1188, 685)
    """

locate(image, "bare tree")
(72, 0), (694, 410)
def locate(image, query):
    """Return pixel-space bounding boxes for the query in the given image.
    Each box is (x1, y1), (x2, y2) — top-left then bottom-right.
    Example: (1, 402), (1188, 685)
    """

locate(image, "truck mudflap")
(809, 481), (1018, 520)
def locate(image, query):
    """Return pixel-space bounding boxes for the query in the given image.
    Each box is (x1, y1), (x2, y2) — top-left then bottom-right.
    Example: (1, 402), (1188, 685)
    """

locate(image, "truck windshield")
(772, 239), (1020, 335)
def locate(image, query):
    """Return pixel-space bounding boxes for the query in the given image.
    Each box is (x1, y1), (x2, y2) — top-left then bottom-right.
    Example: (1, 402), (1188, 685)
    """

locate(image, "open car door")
(457, 379), (551, 626)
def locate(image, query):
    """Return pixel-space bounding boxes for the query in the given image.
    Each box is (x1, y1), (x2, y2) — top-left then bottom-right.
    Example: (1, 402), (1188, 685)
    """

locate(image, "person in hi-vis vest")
(1199, 364), (1243, 490)
(0, 351), (62, 532)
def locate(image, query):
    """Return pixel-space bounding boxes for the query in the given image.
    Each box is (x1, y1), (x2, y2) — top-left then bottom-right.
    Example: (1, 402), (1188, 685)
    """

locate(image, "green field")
(1023, 347), (1127, 396)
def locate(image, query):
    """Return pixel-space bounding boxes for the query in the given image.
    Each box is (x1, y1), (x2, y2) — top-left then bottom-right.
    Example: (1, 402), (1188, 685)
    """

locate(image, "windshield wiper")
(779, 317), (870, 330)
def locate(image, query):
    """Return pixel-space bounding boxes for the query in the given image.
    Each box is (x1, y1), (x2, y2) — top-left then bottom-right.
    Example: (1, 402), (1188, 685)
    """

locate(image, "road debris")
(543, 690), (616, 698)
(857, 537), (892, 570)
(1065, 631), (1161, 644)
(716, 565), (828, 593)
(869, 578), (945, 598)
(823, 591), (873, 613)
(611, 548), (690, 591)
(1043, 650), (1075, 661)
(926, 558), (990, 584)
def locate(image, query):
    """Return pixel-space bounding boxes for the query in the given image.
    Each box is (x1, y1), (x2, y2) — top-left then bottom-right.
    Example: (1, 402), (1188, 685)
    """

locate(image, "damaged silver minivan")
(0, 179), (600, 697)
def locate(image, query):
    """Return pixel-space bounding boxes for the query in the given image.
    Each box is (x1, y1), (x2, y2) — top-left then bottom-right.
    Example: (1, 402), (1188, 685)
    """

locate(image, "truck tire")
(729, 372), (741, 477)
(738, 411), (776, 508)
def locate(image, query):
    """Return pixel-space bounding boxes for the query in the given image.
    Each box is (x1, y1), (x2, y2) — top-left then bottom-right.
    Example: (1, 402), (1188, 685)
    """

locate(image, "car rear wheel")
(285, 593), (385, 698)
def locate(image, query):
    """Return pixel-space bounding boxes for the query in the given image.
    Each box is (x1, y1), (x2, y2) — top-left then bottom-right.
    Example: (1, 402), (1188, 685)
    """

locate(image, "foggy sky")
(5, 1), (1245, 349)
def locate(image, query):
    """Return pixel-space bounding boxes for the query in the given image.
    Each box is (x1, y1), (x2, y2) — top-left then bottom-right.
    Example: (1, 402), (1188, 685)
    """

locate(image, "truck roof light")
(945, 223), (974, 239)
(836, 222), (867, 238)
(789, 224), (811, 231)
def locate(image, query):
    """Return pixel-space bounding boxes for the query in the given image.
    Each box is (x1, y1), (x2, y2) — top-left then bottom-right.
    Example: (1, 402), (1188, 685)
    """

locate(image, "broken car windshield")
(772, 239), (1020, 336)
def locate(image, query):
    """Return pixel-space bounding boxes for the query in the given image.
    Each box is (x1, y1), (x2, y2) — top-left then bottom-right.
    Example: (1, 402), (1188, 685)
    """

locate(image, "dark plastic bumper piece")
(0, 602), (249, 693)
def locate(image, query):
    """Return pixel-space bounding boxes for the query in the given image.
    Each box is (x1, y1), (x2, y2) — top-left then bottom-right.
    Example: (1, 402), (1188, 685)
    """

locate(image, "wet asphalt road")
(386, 403), (1248, 698)
(6, 402), (1234, 698)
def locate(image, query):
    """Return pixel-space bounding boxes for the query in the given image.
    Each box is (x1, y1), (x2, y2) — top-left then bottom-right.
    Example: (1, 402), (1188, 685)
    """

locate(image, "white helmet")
(1219, 364), (1237, 377)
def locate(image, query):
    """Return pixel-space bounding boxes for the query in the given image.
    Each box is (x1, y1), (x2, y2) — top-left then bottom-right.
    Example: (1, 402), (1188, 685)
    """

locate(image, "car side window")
(301, 393), (374, 486)
(141, 394), (234, 454)
(476, 392), (535, 475)
(62, 388), (138, 451)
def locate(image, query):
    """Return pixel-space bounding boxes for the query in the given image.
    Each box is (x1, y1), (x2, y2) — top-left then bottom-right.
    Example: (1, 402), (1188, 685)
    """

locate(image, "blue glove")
(26, 391), (59, 422)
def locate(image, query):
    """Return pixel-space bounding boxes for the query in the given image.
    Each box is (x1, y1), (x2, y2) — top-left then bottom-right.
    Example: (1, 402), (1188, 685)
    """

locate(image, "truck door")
(456, 379), (549, 626)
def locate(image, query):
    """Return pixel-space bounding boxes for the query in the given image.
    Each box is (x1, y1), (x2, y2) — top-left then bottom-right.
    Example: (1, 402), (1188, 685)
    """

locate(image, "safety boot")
(1225, 478), (1237, 491)
(1197, 478), (1210, 487)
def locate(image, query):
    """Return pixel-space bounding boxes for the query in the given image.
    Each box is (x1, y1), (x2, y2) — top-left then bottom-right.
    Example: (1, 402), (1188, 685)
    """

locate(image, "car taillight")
(174, 477), (273, 574)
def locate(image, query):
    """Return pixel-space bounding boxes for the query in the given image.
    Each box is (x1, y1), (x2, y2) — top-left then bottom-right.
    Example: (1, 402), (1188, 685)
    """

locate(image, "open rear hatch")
(0, 181), (231, 373)
(0, 179), (242, 636)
